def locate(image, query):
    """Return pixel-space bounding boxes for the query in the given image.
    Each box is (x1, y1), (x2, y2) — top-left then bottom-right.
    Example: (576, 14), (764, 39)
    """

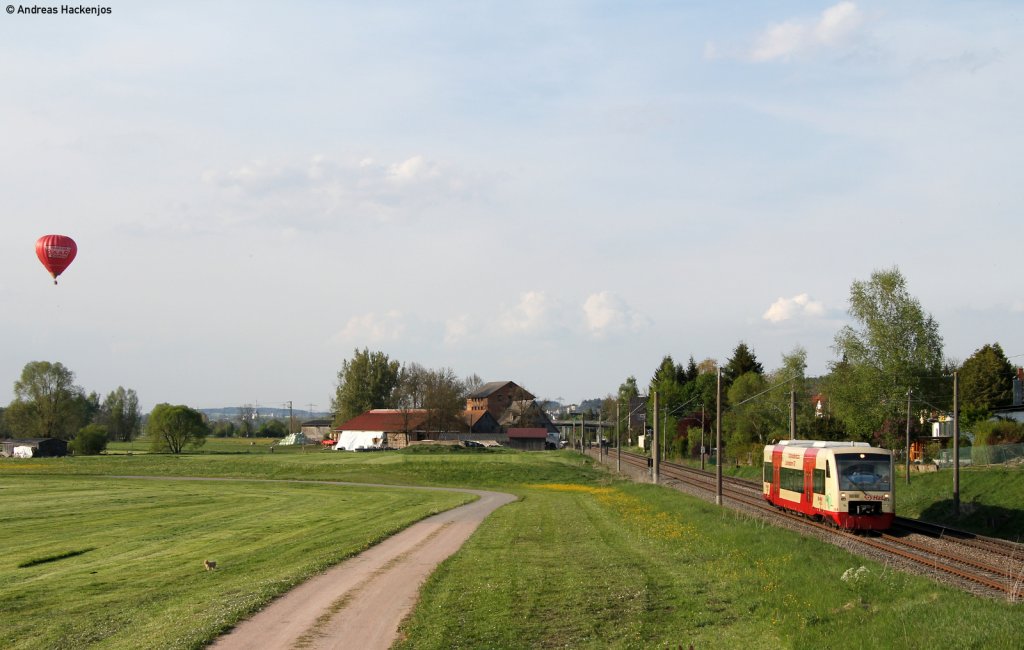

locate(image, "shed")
(1, 438), (69, 458)
(506, 428), (549, 451)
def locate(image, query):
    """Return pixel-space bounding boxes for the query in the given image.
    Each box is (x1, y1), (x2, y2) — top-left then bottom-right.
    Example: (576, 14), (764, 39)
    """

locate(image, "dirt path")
(202, 484), (516, 650)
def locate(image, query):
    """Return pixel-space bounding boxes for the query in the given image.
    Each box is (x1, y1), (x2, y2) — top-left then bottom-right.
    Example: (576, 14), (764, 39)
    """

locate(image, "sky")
(1, 1), (1021, 413)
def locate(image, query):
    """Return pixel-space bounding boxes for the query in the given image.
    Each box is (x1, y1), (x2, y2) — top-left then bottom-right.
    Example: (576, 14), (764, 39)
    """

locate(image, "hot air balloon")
(35, 234), (78, 285)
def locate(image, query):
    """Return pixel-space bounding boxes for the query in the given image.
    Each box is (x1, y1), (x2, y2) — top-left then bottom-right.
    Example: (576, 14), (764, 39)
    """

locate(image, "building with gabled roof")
(466, 381), (534, 421)
(333, 409), (432, 450)
(506, 428), (549, 451)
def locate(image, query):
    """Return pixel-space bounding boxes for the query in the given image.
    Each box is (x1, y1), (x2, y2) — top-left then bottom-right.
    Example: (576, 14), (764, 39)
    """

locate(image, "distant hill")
(199, 407), (331, 422)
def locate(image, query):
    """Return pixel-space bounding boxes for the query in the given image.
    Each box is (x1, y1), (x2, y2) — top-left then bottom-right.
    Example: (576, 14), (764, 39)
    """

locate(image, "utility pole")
(288, 400), (294, 434)
(700, 404), (706, 471)
(616, 401), (621, 474)
(652, 391), (659, 484)
(953, 372), (960, 517)
(906, 390), (912, 486)
(789, 390), (796, 440)
(716, 368), (723, 506)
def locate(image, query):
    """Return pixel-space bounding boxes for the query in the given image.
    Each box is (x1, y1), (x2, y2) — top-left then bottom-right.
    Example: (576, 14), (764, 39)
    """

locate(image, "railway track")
(593, 447), (1024, 600)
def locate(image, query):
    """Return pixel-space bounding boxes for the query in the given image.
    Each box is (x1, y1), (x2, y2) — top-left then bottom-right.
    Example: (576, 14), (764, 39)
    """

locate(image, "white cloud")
(200, 153), (472, 230)
(333, 310), (406, 343)
(750, 2), (864, 62)
(444, 314), (471, 345)
(582, 292), (650, 339)
(762, 293), (826, 323)
(500, 291), (554, 335)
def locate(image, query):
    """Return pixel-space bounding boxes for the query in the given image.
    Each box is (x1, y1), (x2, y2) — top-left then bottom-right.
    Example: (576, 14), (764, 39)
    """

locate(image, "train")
(763, 440), (895, 531)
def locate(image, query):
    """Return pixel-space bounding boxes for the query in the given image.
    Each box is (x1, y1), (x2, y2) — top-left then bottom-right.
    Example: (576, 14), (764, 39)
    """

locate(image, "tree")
(421, 367), (466, 432)
(257, 419), (288, 437)
(71, 423), (108, 455)
(959, 343), (1015, 425)
(463, 373), (485, 396)
(723, 342), (764, 385)
(7, 361), (86, 439)
(616, 376), (641, 445)
(828, 267), (945, 444)
(148, 403), (208, 454)
(100, 387), (141, 441)
(332, 348), (401, 425)
(723, 371), (776, 449)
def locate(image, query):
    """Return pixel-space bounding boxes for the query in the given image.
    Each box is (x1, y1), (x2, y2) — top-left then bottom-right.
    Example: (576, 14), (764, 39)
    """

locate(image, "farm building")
(1, 438), (69, 458)
(300, 418), (334, 441)
(333, 409), (432, 450)
(505, 428), (548, 451)
(466, 381), (534, 421)
(498, 400), (558, 433)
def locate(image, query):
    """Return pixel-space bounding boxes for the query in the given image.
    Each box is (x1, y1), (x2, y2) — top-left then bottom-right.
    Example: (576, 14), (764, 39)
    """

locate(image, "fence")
(934, 442), (1024, 467)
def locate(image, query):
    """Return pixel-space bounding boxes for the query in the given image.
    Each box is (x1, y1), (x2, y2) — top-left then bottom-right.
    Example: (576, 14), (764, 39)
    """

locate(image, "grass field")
(396, 480), (1024, 649)
(0, 475), (471, 649)
(3, 445), (1023, 648)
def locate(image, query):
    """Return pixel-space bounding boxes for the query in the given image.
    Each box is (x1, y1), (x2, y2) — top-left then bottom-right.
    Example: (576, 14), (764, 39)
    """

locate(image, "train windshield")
(835, 453), (891, 492)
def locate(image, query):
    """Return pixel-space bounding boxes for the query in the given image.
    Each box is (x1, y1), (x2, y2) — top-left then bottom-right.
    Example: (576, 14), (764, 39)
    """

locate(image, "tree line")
(0, 361), (209, 455)
(605, 267), (1022, 459)
(331, 348), (484, 432)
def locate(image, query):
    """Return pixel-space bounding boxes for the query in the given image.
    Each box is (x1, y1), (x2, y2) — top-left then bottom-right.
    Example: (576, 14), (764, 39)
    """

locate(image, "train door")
(772, 447), (783, 502)
(803, 449), (819, 515)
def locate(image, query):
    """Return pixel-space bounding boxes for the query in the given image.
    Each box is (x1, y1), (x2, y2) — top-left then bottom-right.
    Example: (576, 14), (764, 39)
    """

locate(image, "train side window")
(763, 462), (772, 482)
(813, 469), (825, 494)
(825, 460), (831, 478)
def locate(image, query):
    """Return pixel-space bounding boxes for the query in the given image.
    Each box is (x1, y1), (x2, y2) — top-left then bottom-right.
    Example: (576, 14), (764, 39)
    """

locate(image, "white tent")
(333, 430), (385, 451)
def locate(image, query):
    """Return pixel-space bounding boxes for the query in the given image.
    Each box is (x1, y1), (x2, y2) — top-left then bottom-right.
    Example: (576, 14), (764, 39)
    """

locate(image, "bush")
(973, 419), (1024, 446)
(71, 424), (108, 455)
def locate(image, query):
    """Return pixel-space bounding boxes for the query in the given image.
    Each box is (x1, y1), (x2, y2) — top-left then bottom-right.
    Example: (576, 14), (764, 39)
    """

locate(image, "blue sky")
(2, 2), (1021, 411)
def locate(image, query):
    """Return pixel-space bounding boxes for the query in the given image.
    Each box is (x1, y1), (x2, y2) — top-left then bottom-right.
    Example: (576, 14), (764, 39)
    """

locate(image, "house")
(505, 428), (548, 451)
(332, 409), (431, 450)
(466, 381), (534, 421)
(0, 438), (68, 458)
(464, 410), (502, 434)
(498, 399), (558, 433)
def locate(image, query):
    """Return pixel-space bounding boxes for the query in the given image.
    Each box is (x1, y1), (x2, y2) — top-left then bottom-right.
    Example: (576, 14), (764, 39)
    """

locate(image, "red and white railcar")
(763, 440), (894, 531)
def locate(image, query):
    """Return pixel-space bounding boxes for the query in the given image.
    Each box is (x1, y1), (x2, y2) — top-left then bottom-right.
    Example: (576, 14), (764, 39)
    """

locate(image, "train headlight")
(884, 494), (890, 500)
(840, 493), (847, 500)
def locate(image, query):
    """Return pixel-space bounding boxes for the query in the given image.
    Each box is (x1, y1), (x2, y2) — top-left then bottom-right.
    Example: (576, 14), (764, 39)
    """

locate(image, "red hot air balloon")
(35, 235), (78, 285)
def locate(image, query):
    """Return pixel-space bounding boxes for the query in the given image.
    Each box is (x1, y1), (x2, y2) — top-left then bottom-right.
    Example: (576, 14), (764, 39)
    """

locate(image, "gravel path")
(110, 476), (515, 649)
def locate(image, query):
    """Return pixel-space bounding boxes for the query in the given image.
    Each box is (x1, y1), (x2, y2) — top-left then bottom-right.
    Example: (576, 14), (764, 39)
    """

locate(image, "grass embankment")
(398, 480), (1024, 649)
(0, 475), (471, 650)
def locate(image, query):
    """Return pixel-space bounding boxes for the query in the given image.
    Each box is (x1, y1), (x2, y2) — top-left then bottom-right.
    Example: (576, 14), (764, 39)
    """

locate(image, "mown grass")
(0, 475), (471, 650)
(7, 446), (598, 488)
(396, 480), (1024, 649)
(4, 447), (1024, 649)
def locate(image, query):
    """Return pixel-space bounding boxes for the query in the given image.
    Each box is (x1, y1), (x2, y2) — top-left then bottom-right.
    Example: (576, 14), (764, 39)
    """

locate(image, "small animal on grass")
(204, 560), (218, 571)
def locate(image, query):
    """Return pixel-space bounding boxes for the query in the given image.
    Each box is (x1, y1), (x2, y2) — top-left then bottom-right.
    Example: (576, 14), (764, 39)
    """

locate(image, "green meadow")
(0, 474), (471, 649)
(3, 445), (1023, 649)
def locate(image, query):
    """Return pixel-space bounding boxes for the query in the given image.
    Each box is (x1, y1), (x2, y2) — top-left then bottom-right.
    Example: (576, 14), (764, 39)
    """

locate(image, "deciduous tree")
(7, 361), (86, 439)
(332, 348), (401, 425)
(828, 267), (945, 444)
(148, 403), (208, 454)
(100, 387), (141, 442)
